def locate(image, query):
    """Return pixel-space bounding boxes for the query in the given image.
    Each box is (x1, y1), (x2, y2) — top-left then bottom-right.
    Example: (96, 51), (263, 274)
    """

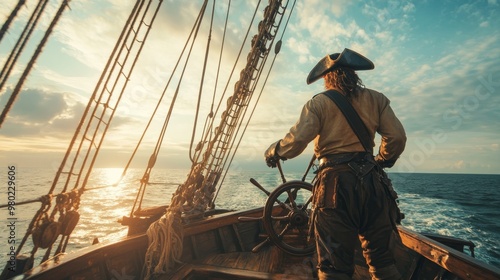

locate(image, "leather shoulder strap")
(322, 90), (372, 153)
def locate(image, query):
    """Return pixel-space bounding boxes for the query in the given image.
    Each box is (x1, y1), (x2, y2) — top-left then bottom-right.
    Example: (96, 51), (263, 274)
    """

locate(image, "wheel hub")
(289, 207), (309, 227)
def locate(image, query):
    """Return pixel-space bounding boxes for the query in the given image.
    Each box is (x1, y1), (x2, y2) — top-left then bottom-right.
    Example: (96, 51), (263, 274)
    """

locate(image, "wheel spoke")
(273, 197), (293, 211)
(301, 195), (313, 210)
(277, 223), (292, 238)
(262, 180), (315, 256)
(285, 189), (297, 208)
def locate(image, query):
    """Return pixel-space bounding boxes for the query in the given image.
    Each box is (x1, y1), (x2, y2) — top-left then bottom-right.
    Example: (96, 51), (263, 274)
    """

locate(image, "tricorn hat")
(306, 48), (374, 84)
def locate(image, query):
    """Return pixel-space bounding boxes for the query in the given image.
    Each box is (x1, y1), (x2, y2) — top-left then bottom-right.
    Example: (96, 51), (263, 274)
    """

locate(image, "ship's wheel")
(241, 156), (318, 256)
(262, 179), (315, 256)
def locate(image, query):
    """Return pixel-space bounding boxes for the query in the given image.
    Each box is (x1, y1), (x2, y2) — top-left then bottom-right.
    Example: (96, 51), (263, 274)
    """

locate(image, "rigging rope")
(3, 0), (294, 276)
(0, 0), (47, 92)
(194, 0), (232, 169)
(0, 0), (26, 43)
(11, 0), (166, 271)
(144, 0), (293, 278)
(192, 0), (260, 167)
(119, 0), (210, 192)
(130, 0), (209, 216)
(211, 0), (297, 206)
(188, 0), (216, 163)
(0, 0), (59, 127)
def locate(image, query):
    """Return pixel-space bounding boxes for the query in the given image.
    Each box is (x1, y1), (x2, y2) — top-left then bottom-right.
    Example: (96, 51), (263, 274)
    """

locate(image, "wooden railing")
(398, 226), (500, 279)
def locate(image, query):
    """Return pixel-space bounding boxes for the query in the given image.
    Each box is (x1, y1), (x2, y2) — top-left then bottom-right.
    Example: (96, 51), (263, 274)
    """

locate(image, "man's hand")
(265, 156), (280, 168)
(264, 140), (286, 168)
(375, 154), (396, 168)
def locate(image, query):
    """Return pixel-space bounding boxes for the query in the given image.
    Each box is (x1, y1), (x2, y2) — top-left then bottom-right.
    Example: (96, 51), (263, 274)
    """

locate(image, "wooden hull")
(6, 207), (500, 280)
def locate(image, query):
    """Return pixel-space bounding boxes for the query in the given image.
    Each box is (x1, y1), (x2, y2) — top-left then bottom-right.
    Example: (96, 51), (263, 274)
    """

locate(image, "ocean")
(1, 168), (499, 271)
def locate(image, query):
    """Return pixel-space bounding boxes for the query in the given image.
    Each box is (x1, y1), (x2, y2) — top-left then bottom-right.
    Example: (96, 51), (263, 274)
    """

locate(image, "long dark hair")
(324, 67), (364, 100)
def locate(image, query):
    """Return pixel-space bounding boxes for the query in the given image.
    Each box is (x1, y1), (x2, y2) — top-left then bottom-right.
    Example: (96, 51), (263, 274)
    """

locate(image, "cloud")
(479, 21), (489, 27)
(0, 87), (82, 136)
(286, 37), (312, 64)
(0, 86), (133, 146)
(2, 88), (65, 123)
(456, 3), (475, 14)
(452, 160), (465, 170)
(402, 2), (416, 13)
(2, 0), (499, 173)
(54, 2), (134, 70)
(365, 18), (500, 136)
(403, 64), (432, 84)
(293, 2), (358, 41)
(329, 0), (355, 17)
(452, 1), (498, 26)
(362, 1), (416, 30)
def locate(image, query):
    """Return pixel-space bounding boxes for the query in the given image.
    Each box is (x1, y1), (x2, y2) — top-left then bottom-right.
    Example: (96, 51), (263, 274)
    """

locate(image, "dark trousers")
(313, 165), (402, 280)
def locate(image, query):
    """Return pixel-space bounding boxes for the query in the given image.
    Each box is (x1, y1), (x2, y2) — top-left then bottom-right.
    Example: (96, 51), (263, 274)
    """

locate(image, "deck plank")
(172, 263), (313, 280)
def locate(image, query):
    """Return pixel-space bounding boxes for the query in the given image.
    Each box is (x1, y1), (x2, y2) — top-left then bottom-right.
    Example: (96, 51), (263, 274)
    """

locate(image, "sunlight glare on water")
(1, 169), (499, 269)
(67, 168), (142, 247)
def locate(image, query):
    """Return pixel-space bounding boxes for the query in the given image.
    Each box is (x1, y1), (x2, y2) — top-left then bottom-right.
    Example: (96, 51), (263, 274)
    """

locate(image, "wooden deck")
(6, 207), (500, 280)
(169, 248), (314, 279)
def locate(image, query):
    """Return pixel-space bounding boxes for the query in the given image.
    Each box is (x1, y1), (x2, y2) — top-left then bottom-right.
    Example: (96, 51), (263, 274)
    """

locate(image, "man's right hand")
(265, 156), (280, 168)
(264, 140), (285, 168)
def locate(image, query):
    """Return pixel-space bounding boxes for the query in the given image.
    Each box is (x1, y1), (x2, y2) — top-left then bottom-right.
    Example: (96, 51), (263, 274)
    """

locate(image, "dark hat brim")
(306, 48), (374, 85)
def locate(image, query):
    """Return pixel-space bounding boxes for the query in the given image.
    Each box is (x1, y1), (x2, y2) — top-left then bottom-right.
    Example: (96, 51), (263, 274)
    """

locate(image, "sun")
(99, 167), (125, 186)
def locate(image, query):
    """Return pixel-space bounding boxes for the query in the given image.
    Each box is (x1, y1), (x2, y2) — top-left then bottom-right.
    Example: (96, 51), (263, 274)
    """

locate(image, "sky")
(0, 0), (499, 175)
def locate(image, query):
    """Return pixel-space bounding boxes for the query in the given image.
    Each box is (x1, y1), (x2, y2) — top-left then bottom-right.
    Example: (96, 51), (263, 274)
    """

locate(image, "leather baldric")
(322, 90), (373, 154)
